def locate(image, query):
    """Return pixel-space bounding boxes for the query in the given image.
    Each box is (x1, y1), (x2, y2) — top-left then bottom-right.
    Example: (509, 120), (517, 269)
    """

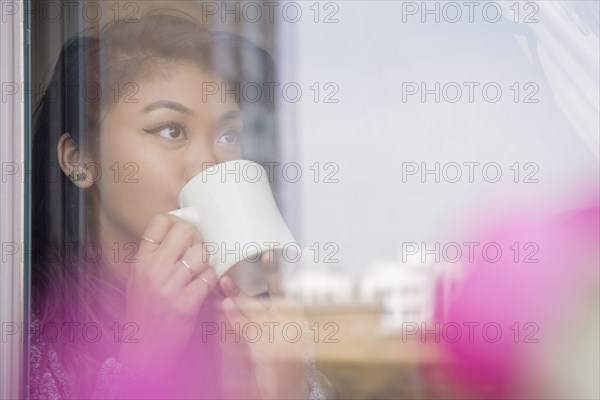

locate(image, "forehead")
(109, 62), (240, 118)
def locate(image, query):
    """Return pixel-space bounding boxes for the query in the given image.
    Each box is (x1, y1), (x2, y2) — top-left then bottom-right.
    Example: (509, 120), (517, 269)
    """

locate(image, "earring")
(69, 168), (88, 182)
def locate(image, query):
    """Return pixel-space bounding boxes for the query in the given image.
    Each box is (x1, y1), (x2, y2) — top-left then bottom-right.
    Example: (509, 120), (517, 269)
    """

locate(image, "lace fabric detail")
(29, 313), (71, 399)
(93, 357), (144, 399)
(305, 353), (329, 400)
(30, 312), (330, 399)
(302, 319), (330, 400)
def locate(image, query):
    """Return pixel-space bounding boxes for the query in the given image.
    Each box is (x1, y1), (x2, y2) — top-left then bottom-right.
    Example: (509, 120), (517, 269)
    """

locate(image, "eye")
(143, 122), (187, 141)
(217, 129), (242, 145)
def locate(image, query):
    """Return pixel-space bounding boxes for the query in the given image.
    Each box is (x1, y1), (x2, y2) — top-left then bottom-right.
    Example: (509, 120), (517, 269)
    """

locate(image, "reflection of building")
(283, 266), (355, 304)
(358, 255), (442, 333)
(282, 247), (466, 334)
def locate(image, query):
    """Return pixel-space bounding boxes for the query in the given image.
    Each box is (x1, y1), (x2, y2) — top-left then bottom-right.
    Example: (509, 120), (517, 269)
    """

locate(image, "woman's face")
(90, 63), (244, 252)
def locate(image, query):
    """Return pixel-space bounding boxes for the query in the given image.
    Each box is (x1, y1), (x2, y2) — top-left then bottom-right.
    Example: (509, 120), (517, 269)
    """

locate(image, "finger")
(260, 250), (277, 266)
(212, 280), (227, 299)
(157, 221), (199, 263)
(165, 243), (212, 289)
(219, 275), (240, 298)
(222, 277), (272, 324)
(260, 251), (283, 296)
(222, 296), (248, 328)
(182, 267), (218, 306)
(170, 214), (204, 247)
(139, 214), (175, 254)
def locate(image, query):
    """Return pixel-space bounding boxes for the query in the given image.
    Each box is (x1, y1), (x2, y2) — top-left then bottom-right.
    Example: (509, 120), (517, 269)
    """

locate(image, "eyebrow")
(219, 110), (242, 122)
(141, 101), (242, 122)
(142, 100), (194, 115)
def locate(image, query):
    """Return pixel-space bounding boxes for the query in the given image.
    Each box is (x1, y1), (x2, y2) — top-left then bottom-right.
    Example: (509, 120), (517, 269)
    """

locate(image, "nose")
(184, 139), (219, 182)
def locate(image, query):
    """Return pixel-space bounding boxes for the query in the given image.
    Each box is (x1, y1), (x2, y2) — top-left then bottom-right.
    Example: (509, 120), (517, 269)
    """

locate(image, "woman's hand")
(117, 214), (218, 378)
(218, 253), (309, 400)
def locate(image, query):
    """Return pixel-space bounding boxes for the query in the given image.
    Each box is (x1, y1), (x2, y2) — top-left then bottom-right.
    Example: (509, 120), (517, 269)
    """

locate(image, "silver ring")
(180, 259), (195, 276)
(141, 235), (159, 245)
(198, 276), (210, 287)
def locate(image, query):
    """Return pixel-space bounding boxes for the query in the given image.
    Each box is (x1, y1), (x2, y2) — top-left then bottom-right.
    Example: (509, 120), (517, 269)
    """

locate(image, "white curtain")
(502, 1), (600, 158)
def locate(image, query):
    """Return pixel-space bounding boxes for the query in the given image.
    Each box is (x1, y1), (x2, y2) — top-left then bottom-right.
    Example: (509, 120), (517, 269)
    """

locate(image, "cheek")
(216, 146), (244, 163)
(93, 136), (180, 236)
(97, 129), (163, 191)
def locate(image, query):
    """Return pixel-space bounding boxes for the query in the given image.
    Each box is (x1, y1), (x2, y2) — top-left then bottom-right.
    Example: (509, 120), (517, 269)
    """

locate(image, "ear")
(57, 132), (96, 189)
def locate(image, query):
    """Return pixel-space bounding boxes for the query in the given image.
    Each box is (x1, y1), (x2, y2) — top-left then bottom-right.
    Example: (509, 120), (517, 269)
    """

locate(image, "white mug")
(168, 160), (297, 296)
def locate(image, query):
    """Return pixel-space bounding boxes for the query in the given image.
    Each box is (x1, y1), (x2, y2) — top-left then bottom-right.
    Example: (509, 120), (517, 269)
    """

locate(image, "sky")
(274, 1), (600, 273)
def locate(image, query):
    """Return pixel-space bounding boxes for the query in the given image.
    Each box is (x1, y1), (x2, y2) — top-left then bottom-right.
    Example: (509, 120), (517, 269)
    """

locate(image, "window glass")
(24, 1), (599, 399)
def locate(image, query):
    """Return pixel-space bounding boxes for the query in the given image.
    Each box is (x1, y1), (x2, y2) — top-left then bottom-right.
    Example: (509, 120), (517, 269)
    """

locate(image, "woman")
(30, 10), (328, 399)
